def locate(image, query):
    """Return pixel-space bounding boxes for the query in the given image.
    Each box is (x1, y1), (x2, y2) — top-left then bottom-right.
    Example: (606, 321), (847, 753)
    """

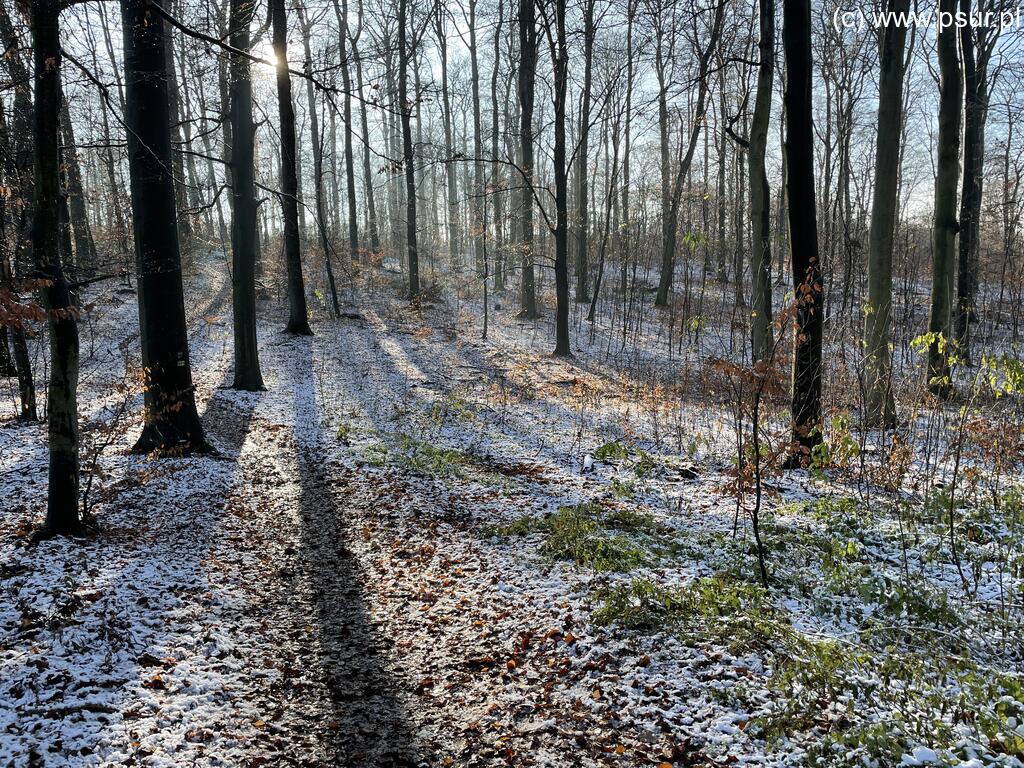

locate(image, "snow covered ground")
(2, 259), (1023, 767)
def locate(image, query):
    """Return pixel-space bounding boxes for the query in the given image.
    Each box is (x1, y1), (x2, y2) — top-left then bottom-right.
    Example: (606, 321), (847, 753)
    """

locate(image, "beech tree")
(517, 0), (538, 318)
(783, 0), (823, 462)
(122, 0), (207, 452)
(271, 0), (314, 334)
(748, 0), (775, 362)
(926, 0), (963, 394)
(228, 0), (264, 391)
(863, 0), (910, 427)
(31, 0), (80, 534)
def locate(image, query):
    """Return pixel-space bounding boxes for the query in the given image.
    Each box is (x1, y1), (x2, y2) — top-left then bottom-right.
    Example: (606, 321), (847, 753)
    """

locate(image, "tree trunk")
(229, 0), (264, 391)
(863, 0), (909, 426)
(552, 0), (570, 356)
(468, 0), (485, 279)
(574, 0), (595, 303)
(398, 0), (420, 297)
(32, 0), (80, 533)
(271, 0), (313, 335)
(783, 0), (824, 464)
(490, 0), (505, 291)
(926, 0), (963, 394)
(749, 0), (775, 361)
(518, 0), (537, 317)
(955, 0), (990, 364)
(122, 0), (207, 452)
(436, 12), (460, 270)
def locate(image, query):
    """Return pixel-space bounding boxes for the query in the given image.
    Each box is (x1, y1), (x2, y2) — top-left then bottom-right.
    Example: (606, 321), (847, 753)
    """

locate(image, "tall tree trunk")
(229, 0), (264, 391)
(620, 0), (634, 300)
(122, 0), (207, 452)
(783, 0), (824, 464)
(31, 0), (80, 533)
(749, 0), (775, 361)
(927, 0), (963, 394)
(490, 0), (505, 291)
(574, 0), (595, 303)
(552, 0), (570, 356)
(332, 0), (361, 260)
(271, 0), (313, 335)
(468, 0), (485, 279)
(863, 0), (909, 426)
(398, 0), (420, 297)
(435, 11), (460, 270)
(518, 0), (538, 317)
(955, 0), (991, 364)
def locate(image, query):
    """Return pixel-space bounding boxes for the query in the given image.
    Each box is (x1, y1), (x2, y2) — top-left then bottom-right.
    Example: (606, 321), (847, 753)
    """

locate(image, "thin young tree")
(783, 0), (824, 463)
(122, 0), (207, 452)
(863, 0), (910, 426)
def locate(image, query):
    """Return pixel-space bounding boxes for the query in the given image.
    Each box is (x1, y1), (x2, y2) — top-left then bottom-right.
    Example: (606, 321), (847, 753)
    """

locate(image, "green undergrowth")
(588, 489), (1024, 766)
(593, 440), (700, 481)
(360, 432), (512, 488)
(592, 573), (1024, 765)
(487, 502), (658, 571)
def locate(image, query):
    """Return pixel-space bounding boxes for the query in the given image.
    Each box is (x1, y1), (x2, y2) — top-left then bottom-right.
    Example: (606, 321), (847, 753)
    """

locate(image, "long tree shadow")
(285, 333), (421, 766)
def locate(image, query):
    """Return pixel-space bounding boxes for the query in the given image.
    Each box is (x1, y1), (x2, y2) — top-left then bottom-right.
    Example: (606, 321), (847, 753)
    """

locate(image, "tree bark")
(122, 0), (207, 452)
(863, 0), (909, 426)
(551, 0), (570, 356)
(270, 0), (313, 335)
(398, 0), (420, 297)
(574, 0), (595, 303)
(783, 0), (824, 463)
(518, 0), (538, 317)
(229, 0), (265, 391)
(955, 0), (992, 364)
(32, 0), (81, 533)
(926, 0), (963, 394)
(749, 0), (775, 362)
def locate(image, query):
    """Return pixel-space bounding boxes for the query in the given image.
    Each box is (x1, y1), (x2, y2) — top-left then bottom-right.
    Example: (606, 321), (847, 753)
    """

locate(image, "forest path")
(182, 295), (722, 767)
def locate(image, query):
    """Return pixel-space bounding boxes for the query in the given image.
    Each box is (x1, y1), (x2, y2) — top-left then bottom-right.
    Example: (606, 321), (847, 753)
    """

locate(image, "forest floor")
(1, 256), (1023, 767)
